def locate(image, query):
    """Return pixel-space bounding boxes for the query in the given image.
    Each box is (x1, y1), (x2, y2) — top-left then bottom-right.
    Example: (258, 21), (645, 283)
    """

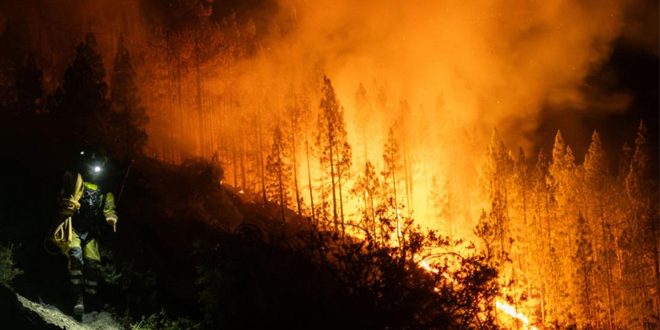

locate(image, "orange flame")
(418, 259), (539, 329)
(495, 299), (538, 330)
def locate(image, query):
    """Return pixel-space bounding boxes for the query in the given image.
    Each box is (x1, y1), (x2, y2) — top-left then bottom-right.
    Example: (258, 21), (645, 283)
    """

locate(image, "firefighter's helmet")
(77, 148), (108, 180)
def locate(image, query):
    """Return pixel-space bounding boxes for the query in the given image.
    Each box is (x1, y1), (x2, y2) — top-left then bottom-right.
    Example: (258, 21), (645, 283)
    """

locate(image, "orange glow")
(139, 0), (633, 240)
(495, 300), (538, 330)
(2, 0), (655, 327)
(418, 258), (541, 328)
(134, 4), (634, 326)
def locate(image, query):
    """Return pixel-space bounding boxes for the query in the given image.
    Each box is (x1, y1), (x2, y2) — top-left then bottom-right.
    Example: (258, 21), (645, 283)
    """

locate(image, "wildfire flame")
(419, 259), (539, 329)
(495, 300), (538, 330)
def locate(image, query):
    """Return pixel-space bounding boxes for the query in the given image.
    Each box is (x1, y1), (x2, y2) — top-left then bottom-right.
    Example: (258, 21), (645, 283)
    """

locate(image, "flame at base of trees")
(496, 300), (538, 330)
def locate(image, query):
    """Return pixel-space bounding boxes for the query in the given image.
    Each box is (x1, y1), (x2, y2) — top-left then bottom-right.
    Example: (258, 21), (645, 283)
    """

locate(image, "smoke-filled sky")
(261, 0), (657, 153)
(1, 0), (655, 150)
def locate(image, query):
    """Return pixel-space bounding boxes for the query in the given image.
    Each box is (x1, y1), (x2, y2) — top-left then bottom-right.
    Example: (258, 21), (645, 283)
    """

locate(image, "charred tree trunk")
(599, 200), (614, 330)
(291, 121), (301, 216)
(329, 136), (338, 232)
(257, 115), (267, 204)
(306, 139), (315, 222)
(194, 33), (204, 158)
(337, 163), (345, 237)
(403, 145), (412, 213)
(240, 138), (247, 189)
(278, 160), (286, 223)
(232, 137), (238, 187)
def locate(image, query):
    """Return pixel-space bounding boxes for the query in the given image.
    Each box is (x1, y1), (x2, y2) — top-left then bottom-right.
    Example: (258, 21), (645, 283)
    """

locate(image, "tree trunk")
(329, 135), (338, 232)
(240, 138), (246, 189)
(403, 146), (412, 214)
(291, 121), (301, 216)
(306, 139), (315, 222)
(392, 171), (400, 248)
(278, 152), (286, 223)
(257, 115), (266, 204)
(337, 165), (345, 237)
(194, 34), (204, 158)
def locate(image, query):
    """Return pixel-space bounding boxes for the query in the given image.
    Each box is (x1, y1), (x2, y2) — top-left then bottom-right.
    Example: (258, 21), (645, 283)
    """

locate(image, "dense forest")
(0, 0), (658, 329)
(477, 126), (658, 328)
(0, 23), (501, 330)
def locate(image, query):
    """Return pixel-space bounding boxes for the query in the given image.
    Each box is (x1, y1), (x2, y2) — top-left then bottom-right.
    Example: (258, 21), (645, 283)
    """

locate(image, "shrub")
(0, 245), (22, 286)
(131, 309), (197, 330)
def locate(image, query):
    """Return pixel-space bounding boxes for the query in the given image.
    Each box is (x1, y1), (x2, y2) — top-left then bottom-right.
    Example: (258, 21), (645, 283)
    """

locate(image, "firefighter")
(51, 148), (118, 316)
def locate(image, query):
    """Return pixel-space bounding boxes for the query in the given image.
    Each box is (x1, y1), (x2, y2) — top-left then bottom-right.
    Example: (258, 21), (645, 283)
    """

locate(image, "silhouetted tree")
(54, 32), (110, 149)
(573, 212), (595, 327)
(265, 127), (291, 223)
(352, 160), (381, 236)
(317, 76), (351, 235)
(14, 53), (44, 115)
(110, 34), (148, 160)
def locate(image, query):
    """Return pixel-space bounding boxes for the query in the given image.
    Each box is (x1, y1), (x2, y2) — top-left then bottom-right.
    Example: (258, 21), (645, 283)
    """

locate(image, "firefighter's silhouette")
(51, 149), (118, 316)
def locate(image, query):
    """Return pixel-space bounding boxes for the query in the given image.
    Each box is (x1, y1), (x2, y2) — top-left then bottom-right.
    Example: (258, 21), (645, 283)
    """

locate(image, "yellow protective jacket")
(52, 172), (118, 245)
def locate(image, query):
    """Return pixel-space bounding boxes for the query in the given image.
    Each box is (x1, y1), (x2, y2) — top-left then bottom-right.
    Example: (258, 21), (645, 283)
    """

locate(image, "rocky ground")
(1, 285), (124, 330)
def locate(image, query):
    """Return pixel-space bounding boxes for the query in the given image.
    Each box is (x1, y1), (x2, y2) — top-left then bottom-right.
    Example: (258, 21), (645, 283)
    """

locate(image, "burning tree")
(285, 88), (303, 217)
(381, 126), (404, 246)
(316, 76), (352, 236)
(310, 205), (500, 329)
(620, 122), (659, 328)
(351, 160), (382, 237)
(265, 126), (292, 223)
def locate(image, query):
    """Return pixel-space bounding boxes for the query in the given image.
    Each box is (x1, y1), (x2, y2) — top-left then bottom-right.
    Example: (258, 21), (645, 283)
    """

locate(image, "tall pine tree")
(266, 126), (292, 223)
(54, 32), (110, 150)
(317, 76), (351, 235)
(110, 34), (148, 160)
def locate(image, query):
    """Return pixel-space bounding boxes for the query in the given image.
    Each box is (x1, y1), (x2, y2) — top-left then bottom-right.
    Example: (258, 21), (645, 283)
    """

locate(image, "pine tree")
(583, 130), (615, 328)
(531, 150), (552, 324)
(438, 178), (456, 237)
(266, 127), (291, 223)
(509, 147), (532, 316)
(547, 130), (579, 326)
(621, 122), (659, 328)
(317, 76), (351, 235)
(15, 53), (43, 115)
(480, 129), (513, 267)
(354, 82), (370, 160)
(382, 127), (403, 246)
(285, 89), (303, 216)
(475, 208), (497, 263)
(54, 32), (110, 148)
(110, 34), (148, 160)
(352, 160), (381, 237)
(573, 212), (596, 327)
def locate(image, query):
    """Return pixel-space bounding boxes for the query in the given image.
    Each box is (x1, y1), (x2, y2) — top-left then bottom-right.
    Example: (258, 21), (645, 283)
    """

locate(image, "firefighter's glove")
(105, 213), (118, 232)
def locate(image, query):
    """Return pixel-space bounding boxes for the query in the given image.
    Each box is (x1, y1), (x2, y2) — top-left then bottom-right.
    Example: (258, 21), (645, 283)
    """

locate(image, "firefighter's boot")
(84, 259), (101, 311)
(69, 247), (85, 317)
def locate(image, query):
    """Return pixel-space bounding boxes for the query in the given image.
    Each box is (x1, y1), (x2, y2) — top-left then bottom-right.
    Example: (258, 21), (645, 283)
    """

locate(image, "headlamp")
(88, 163), (103, 176)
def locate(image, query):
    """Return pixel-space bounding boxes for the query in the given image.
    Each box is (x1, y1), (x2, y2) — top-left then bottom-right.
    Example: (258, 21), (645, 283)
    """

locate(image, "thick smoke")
(262, 0), (635, 146)
(229, 0), (643, 231)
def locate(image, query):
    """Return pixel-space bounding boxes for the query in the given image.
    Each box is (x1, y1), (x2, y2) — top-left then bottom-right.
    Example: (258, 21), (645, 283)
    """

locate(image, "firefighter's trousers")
(56, 230), (101, 298)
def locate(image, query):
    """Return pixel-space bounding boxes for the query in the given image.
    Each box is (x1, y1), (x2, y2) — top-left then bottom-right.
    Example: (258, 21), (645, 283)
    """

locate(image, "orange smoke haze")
(201, 0), (633, 234)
